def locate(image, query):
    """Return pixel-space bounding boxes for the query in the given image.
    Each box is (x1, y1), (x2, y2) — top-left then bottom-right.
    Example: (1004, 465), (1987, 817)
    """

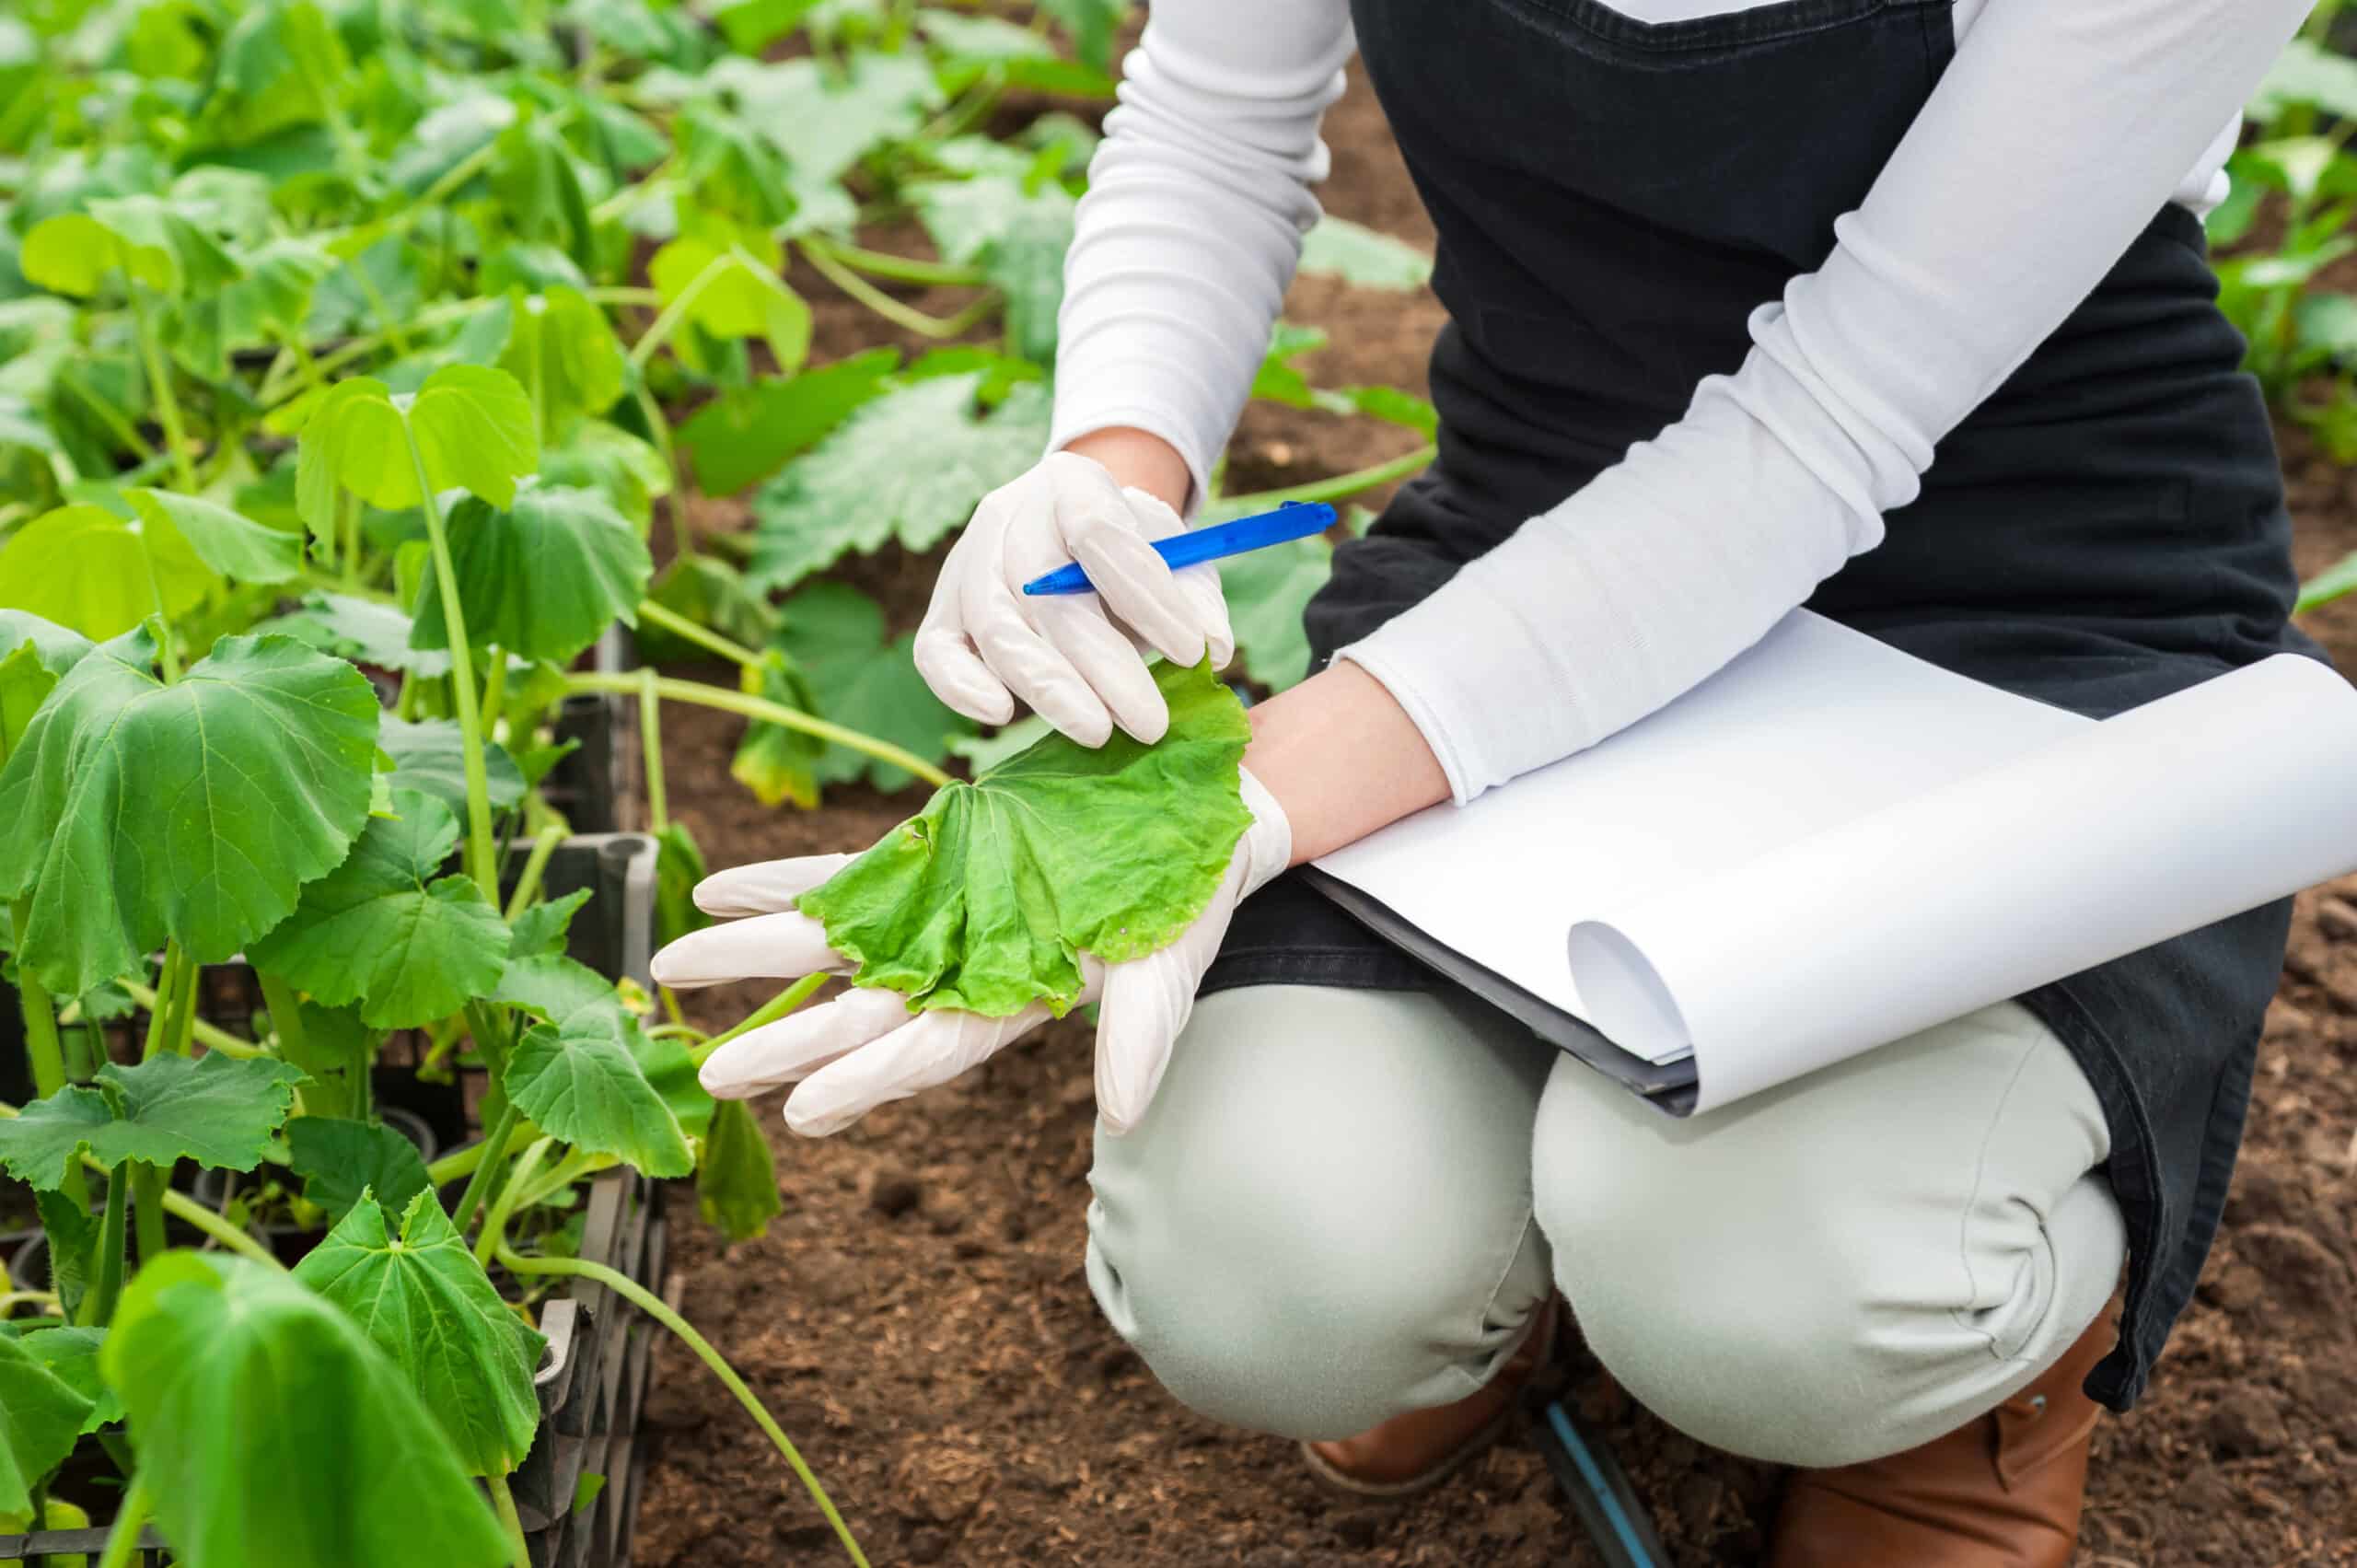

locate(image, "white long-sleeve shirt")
(1049, 0), (2308, 802)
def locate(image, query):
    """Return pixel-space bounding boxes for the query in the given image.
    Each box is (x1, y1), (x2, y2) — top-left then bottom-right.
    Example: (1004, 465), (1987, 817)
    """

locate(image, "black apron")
(1202, 0), (2320, 1411)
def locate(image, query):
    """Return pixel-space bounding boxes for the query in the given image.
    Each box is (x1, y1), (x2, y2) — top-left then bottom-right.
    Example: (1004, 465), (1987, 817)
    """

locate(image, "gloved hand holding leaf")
(654, 659), (1291, 1134)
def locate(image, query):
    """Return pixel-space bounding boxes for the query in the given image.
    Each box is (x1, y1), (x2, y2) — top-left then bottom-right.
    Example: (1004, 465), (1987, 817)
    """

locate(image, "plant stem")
(95, 1477), (150, 1568)
(795, 238), (996, 339)
(137, 535), (183, 685)
(799, 234), (984, 289)
(91, 1162), (129, 1326)
(689, 974), (827, 1068)
(474, 1136), (552, 1268)
(505, 824), (566, 920)
(131, 1164), (167, 1266)
(157, 1186), (277, 1266)
(426, 1137), (488, 1190)
(630, 251), (737, 370)
(7, 900), (67, 1099)
(58, 369), (158, 463)
(140, 947), (183, 1062)
(447, 1103), (519, 1237)
(499, 1245), (872, 1568)
(1214, 443), (1438, 514)
(118, 981), (264, 1061)
(638, 667), (668, 833)
(487, 1470), (529, 1568)
(127, 288), (196, 493)
(564, 672), (952, 787)
(634, 598), (760, 670)
(401, 423), (500, 900)
(341, 490), (364, 589)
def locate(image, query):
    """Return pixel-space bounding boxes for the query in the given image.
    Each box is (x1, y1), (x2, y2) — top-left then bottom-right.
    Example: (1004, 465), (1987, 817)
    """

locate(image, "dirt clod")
(868, 1168), (924, 1219)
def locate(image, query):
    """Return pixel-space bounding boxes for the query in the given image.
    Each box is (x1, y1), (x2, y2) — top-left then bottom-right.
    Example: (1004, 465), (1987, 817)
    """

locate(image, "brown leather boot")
(1768, 1300), (2121, 1567)
(1299, 1297), (1561, 1498)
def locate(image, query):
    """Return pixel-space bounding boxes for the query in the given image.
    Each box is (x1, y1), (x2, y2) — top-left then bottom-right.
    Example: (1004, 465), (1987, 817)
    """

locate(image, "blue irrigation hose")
(1534, 1397), (1672, 1568)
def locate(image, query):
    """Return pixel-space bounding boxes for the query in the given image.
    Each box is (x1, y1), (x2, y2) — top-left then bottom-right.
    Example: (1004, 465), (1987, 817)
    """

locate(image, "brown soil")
(635, 64), (2357, 1568)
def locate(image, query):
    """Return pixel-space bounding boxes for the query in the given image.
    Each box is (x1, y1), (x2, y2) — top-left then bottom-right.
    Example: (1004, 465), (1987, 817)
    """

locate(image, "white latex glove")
(914, 450), (1234, 748)
(650, 771), (1291, 1137)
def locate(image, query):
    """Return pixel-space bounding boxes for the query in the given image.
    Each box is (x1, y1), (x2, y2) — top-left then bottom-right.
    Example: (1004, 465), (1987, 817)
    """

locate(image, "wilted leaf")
(696, 1098), (783, 1243)
(0, 1053), (308, 1191)
(104, 1252), (512, 1568)
(295, 1191), (547, 1477)
(408, 484), (651, 664)
(0, 630), (379, 997)
(799, 660), (1251, 1016)
(748, 372), (1051, 591)
(247, 788), (511, 1028)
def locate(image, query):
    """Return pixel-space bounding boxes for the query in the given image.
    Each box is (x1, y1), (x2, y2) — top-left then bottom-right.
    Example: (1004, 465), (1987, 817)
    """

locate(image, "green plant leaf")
(247, 788), (511, 1028)
(255, 591), (455, 678)
(377, 714), (528, 819)
(493, 114), (596, 265)
(0, 612), (93, 758)
(0, 1333), (90, 1515)
(284, 1116), (434, 1224)
(945, 714), (1051, 775)
(799, 660), (1251, 1016)
(729, 650), (826, 810)
(676, 349), (899, 494)
(655, 820), (709, 948)
(772, 581), (970, 790)
(20, 197), (240, 298)
(30, 1190), (99, 1328)
(127, 488), (303, 585)
(2298, 547), (2357, 614)
(912, 175), (1074, 362)
(1296, 215), (1434, 290)
(646, 556), (777, 658)
(269, 1000), (383, 1124)
(0, 1053), (308, 1191)
(496, 955), (697, 1175)
(2252, 36), (2357, 122)
(103, 1251), (512, 1568)
(711, 53), (942, 188)
(299, 366), (541, 519)
(0, 502), (217, 640)
(540, 420), (673, 528)
(407, 483), (651, 665)
(17, 1326), (123, 1431)
(294, 1191), (548, 1478)
(495, 287), (627, 436)
(0, 630), (380, 997)
(1217, 532), (1331, 691)
(696, 1098), (783, 1244)
(747, 372), (1051, 591)
(1035, 0), (1127, 70)
(647, 225), (809, 367)
(509, 886), (592, 959)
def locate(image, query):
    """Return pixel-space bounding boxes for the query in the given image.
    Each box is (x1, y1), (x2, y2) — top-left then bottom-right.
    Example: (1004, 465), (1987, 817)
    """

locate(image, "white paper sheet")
(1313, 610), (2357, 1114)
(1568, 650), (2357, 1110)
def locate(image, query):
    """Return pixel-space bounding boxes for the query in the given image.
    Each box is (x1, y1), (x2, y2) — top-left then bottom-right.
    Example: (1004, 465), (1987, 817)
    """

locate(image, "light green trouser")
(1085, 984), (2127, 1467)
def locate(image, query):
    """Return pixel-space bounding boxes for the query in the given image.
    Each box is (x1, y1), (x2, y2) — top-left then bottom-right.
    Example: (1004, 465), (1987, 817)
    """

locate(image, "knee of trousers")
(1084, 986), (1552, 1443)
(1529, 1023), (2125, 1469)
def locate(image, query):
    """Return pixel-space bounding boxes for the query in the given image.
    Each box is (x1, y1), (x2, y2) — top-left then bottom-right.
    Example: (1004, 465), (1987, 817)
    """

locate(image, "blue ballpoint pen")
(1018, 501), (1340, 596)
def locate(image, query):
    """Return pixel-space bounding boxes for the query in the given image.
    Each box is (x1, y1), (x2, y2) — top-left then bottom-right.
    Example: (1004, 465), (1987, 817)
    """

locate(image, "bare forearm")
(1245, 662), (1448, 865)
(1062, 426), (1194, 514)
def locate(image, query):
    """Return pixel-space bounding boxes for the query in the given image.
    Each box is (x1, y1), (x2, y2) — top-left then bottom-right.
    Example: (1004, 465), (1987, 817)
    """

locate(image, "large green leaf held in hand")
(747, 371), (1051, 592)
(294, 1191), (548, 1477)
(0, 1053), (308, 1191)
(799, 660), (1252, 1017)
(103, 1252), (513, 1568)
(295, 366), (540, 541)
(0, 1333), (90, 1515)
(0, 630), (380, 997)
(496, 955), (699, 1176)
(247, 788), (511, 1028)
(409, 483), (651, 665)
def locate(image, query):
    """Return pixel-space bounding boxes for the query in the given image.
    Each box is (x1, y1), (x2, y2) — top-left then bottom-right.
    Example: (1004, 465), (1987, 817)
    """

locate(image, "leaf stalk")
(401, 422), (501, 900)
(563, 671), (952, 788)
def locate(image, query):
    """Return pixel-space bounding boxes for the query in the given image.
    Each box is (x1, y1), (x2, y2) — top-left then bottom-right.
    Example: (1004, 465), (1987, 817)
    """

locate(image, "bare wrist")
(1061, 427), (1193, 516)
(1242, 661), (1451, 865)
